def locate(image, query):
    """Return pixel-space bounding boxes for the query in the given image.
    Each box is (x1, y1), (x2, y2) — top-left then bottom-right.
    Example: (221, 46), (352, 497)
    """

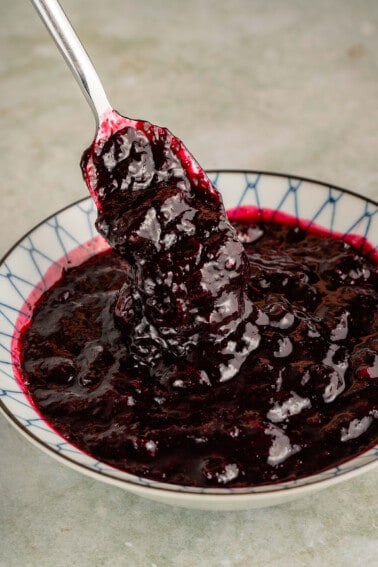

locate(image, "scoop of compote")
(81, 110), (257, 384)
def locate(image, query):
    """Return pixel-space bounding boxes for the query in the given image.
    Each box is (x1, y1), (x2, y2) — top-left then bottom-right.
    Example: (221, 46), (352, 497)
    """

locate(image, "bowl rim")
(1, 169), (377, 266)
(1, 169), (377, 499)
(1, 401), (377, 499)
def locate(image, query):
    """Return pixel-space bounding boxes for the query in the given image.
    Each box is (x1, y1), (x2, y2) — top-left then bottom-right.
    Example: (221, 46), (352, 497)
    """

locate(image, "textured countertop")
(1, 1), (377, 566)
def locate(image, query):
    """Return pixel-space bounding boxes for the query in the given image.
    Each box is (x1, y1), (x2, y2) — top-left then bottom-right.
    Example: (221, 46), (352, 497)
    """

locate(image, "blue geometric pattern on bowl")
(0, 171), (377, 495)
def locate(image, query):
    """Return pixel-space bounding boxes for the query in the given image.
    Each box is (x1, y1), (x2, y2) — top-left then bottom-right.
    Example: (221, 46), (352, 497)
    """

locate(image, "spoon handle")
(31, 0), (112, 125)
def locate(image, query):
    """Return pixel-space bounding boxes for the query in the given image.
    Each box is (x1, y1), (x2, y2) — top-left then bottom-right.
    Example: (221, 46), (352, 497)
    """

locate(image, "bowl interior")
(0, 171), (377, 501)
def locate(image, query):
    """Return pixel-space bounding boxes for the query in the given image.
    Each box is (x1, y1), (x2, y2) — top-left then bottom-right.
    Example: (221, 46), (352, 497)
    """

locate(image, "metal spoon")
(31, 0), (111, 125)
(30, 0), (213, 207)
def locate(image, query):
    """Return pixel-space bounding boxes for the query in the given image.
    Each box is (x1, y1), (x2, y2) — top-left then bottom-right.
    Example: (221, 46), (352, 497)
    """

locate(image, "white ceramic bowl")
(0, 171), (377, 510)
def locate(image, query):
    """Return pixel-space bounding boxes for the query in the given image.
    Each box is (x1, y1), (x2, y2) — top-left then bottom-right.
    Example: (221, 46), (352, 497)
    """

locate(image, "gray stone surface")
(1, 1), (377, 565)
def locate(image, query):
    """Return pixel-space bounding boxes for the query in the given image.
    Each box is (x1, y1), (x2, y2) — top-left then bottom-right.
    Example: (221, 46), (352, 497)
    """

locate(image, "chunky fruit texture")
(19, 216), (378, 487)
(17, 117), (378, 487)
(81, 119), (254, 384)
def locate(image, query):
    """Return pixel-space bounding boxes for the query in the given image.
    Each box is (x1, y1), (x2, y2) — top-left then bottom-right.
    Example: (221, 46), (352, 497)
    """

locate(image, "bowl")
(0, 170), (377, 510)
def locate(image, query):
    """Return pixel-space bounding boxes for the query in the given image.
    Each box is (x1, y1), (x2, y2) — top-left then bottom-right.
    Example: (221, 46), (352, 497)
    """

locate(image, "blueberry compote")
(81, 116), (255, 384)
(18, 122), (378, 488)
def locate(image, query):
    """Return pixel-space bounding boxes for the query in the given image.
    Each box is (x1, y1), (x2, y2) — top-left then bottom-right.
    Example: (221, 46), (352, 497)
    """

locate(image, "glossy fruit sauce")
(15, 119), (378, 488)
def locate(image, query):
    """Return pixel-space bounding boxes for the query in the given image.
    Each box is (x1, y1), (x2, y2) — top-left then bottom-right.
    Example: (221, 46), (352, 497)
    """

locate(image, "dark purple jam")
(16, 119), (378, 487)
(18, 216), (377, 487)
(81, 116), (254, 384)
